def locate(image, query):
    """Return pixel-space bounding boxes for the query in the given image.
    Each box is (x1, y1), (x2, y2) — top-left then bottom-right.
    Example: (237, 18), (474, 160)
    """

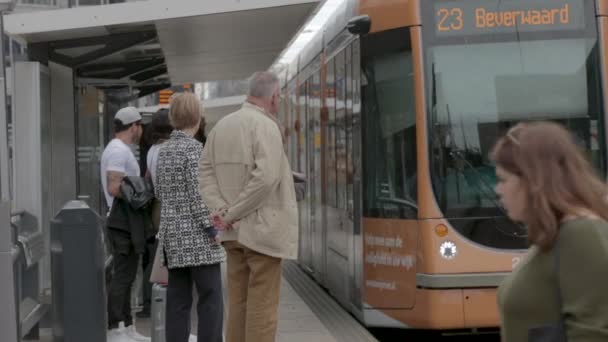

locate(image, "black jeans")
(166, 263), (223, 342)
(107, 228), (139, 329)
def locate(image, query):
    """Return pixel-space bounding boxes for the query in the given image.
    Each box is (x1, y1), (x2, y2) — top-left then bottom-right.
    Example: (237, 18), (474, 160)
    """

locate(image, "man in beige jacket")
(198, 71), (298, 342)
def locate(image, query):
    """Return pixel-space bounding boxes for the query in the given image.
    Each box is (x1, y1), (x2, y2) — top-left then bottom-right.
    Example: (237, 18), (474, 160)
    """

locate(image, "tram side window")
(326, 59), (338, 208)
(288, 90), (297, 165)
(281, 90), (289, 153)
(290, 90), (299, 169)
(298, 83), (307, 175)
(362, 30), (417, 219)
(345, 45), (355, 216)
(309, 71), (322, 207)
(335, 50), (348, 210)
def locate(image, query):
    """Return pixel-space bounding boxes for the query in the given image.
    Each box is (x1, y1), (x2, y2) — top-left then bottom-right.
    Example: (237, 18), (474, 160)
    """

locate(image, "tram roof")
(4, 0), (319, 96)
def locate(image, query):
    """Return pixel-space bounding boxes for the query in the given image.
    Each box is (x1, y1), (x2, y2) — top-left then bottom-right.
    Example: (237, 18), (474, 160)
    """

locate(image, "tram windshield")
(424, 18), (605, 248)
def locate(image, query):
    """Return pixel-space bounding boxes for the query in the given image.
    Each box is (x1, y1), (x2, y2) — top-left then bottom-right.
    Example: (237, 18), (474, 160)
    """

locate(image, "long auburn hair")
(491, 121), (608, 251)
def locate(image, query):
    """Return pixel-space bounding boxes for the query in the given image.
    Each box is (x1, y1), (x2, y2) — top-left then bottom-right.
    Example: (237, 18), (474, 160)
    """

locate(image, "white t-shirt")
(146, 143), (163, 187)
(100, 138), (140, 209)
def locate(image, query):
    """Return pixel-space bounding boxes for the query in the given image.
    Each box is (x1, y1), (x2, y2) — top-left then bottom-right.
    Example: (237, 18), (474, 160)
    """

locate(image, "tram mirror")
(347, 15), (371, 35)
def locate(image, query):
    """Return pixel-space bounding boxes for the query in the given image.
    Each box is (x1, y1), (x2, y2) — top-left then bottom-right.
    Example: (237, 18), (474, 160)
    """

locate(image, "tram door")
(351, 39), (364, 309)
(309, 69), (326, 283)
(298, 81), (313, 271)
(325, 45), (357, 305)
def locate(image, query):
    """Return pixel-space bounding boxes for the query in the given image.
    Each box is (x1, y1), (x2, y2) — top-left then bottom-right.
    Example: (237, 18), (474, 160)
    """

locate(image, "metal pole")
(0, 11), (10, 202)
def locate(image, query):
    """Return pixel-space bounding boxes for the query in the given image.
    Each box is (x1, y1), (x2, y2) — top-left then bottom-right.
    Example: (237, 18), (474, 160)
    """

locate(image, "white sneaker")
(124, 325), (151, 342)
(108, 327), (140, 342)
(107, 328), (124, 342)
(189, 334), (198, 342)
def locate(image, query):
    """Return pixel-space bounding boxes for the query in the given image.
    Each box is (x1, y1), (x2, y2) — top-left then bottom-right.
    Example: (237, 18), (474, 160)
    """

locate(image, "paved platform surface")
(134, 276), (337, 342)
(275, 277), (338, 342)
(29, 265), (338, 342)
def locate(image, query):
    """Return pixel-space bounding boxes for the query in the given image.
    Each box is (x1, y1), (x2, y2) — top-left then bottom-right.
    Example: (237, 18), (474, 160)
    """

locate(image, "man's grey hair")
(248, 71), (280, 99)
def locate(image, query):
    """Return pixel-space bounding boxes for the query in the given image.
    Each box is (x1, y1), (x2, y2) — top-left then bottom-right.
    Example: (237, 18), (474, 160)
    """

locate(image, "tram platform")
(30, 261), (376, 342)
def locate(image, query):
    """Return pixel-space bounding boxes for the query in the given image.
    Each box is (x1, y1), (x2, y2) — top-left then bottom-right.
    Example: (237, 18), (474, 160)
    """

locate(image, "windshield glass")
(429, 37), (604, 212)
(425, 35), (605, 248)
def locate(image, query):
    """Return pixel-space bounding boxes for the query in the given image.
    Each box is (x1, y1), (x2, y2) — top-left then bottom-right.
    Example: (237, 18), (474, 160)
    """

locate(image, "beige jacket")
(198, 102), (298, 260)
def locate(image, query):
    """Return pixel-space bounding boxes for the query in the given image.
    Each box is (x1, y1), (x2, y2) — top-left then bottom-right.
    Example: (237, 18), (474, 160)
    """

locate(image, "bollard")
(51, 200), (107, 342)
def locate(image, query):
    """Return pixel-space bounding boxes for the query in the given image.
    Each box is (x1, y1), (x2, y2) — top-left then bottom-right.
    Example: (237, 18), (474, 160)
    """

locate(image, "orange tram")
(277, 0), (607, 331)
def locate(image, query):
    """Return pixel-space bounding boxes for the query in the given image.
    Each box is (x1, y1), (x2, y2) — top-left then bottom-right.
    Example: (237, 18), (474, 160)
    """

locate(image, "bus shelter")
(0, 0), (319, 340)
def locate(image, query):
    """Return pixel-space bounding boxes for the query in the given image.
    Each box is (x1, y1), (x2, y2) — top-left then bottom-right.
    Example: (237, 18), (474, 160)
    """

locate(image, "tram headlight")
(439, 241), (457, 260)
(434, 224), (449, 237)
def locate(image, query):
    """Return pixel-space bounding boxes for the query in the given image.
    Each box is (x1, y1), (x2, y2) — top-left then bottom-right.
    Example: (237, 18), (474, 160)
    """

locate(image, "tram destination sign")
(434, 0), (586, 37)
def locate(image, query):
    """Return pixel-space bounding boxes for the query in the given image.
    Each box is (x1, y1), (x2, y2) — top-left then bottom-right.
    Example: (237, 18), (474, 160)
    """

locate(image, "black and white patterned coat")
(155, 130), (225, 268)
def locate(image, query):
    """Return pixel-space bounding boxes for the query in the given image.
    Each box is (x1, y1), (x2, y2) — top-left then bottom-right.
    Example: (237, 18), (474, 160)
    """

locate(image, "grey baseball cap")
(114, 106), (142, 125)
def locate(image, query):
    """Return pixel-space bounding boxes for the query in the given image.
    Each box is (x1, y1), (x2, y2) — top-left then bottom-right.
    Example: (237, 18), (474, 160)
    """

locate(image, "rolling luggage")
(151, 283), (198, 342)
(151, 283), (167, 342)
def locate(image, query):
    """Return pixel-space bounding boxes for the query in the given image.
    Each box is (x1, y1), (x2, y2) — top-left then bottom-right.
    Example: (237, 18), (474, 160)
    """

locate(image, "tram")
(278, 0), (607, 330)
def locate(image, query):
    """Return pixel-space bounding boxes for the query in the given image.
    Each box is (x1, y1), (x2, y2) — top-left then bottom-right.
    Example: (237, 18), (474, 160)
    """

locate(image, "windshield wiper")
(448, 149), (504, 212)
(449, 149), (527, 238)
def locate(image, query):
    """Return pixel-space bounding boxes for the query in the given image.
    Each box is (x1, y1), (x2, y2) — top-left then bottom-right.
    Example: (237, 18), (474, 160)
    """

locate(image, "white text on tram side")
(366, 280), (396, 291)
(366, 252), (415, 270)
(365, 234), (403, 248)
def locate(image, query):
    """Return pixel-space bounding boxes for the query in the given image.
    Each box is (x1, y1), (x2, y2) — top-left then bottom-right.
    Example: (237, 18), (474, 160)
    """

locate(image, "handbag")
(149, 244), (168, 284)
(528, 240), (568, 342)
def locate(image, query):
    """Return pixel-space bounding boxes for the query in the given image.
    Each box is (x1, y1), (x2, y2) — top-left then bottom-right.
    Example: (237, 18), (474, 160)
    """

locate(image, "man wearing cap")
(101, 106), (150, 342)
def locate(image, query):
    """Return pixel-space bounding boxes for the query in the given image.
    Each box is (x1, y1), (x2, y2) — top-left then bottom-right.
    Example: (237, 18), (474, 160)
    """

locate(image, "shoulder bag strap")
(553, 237), (568, 341)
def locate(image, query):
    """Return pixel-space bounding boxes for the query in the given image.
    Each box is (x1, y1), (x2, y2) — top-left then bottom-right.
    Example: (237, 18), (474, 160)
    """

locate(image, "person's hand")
(211, 211), (233, 230)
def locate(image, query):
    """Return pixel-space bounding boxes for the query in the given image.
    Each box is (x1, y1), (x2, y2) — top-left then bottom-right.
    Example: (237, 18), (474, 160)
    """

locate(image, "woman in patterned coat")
(155, 92), (225, 342)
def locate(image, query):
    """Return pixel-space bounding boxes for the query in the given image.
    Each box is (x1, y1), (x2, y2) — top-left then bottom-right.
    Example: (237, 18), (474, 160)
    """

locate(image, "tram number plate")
(434, 0), (585, 37)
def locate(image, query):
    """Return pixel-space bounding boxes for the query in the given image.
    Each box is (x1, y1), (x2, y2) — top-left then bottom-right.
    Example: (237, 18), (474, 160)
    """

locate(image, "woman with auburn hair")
(493, 121), (608, 342)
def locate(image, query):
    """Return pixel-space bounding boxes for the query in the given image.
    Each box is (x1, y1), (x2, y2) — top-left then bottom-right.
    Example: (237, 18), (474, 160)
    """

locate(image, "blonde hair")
(491, 121), (608, 251)
(169, 92), (203, 130)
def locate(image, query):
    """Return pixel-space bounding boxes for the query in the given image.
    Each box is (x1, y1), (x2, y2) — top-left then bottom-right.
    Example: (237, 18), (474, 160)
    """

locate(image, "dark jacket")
(106, 177), (155, 254)
(121, 176), (154, 210)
